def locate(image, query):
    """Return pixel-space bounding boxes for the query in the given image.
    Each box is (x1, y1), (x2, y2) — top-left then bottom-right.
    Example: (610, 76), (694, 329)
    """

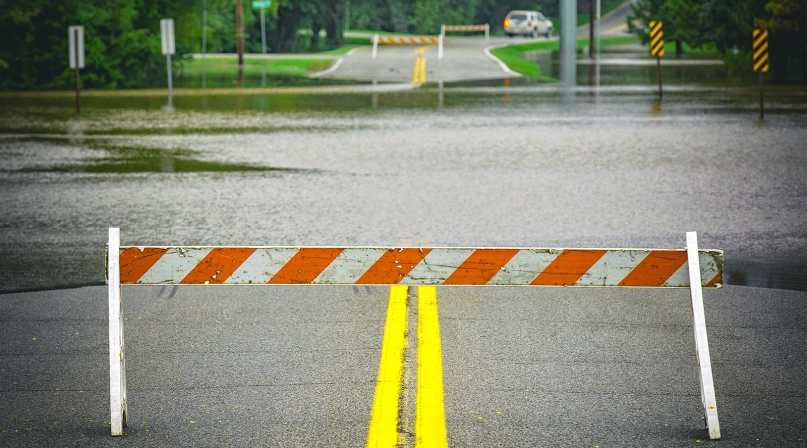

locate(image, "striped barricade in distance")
(377, 35), (438, 44)
(116, 247), (723, 287)
(444, 25), (486, 32)
(753, 29), (769, 73)
(649, 21), (664, 57)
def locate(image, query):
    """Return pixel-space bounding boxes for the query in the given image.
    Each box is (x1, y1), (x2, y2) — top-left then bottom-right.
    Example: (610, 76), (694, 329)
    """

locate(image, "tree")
(628, 0), (806, 83)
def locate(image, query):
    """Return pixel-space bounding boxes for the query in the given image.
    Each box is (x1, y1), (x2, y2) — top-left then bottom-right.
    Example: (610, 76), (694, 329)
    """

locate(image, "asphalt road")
(1, 284), (805, 446)
(316, 36), (526, 84)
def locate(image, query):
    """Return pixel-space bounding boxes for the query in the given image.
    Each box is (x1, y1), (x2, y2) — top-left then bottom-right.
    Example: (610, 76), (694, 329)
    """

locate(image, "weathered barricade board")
(106, 229), (722, 440)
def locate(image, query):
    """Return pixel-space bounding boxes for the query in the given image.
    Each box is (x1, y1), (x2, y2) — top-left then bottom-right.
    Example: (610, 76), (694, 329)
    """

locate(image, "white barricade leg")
(485, 23), (490, 40)
(372, 34), (378, 60)
(438, 35), (443, 60)
(686, 231), (721, 440)
(108, 227), (127, 435)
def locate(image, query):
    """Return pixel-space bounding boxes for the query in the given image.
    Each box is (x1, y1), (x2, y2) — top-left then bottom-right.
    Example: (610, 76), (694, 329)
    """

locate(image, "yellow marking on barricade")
(367, 286), (409, 448)
(415, 286), (448, 448)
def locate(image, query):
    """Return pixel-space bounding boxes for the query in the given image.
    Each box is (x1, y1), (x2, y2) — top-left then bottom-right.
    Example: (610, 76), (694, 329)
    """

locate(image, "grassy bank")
(490, 36), (640, 78)
(182, 57), (333, 78)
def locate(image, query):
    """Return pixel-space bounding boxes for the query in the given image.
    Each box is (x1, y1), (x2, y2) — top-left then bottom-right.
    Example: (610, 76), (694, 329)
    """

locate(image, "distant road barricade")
(441, 23), (489, 40)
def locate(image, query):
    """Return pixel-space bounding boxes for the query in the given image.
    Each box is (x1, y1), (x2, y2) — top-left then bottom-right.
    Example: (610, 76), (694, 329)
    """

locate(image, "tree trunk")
(325, 10), (344, 49)
(676, 40), (683, 58)
(386, 0), (408, 33)
(311, 21), (322, 50)
(274, 4), (303, 53)
(770, 35), (787, 84)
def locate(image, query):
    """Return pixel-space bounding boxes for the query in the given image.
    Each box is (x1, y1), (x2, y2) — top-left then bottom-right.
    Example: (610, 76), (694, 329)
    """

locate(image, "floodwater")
(1, 80), (806, 293)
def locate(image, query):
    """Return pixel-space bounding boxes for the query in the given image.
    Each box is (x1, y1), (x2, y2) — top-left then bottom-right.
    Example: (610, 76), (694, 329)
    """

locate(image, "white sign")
(160, 19), (175, 56)
(68, 26), (85, 69)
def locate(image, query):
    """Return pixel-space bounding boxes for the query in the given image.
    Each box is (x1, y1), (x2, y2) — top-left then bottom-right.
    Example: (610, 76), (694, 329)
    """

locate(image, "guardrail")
(441, 23), (489, 40)
(106, 228), (722, 439)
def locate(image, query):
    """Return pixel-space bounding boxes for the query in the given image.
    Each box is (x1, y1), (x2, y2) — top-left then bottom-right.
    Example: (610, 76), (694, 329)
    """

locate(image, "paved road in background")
(316, 36), (527, 83)
(1, 284), (805, 446)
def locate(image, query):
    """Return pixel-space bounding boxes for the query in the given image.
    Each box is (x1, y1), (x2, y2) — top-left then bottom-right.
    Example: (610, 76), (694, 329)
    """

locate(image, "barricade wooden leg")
(686, 231), (721, 439)
(372, 34), (378, 60)
(108, 227), (127, 435)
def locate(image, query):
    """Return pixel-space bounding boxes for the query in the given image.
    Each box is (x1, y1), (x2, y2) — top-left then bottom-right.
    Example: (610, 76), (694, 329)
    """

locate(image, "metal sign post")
(753, 29), (769, 120)
(160, 19), (176, 107)
(68, 26), (85, 115)
(649, 21), (664, 102)
(252, 1), (271, 54)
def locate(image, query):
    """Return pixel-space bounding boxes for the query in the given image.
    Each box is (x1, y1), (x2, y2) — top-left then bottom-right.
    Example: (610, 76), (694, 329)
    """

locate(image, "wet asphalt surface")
(1, 284), (805, 446)
(1, 51), (807, 446)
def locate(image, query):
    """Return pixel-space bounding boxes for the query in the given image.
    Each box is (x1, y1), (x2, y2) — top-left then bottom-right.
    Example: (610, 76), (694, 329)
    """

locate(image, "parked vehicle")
(504, 10), (553, 38)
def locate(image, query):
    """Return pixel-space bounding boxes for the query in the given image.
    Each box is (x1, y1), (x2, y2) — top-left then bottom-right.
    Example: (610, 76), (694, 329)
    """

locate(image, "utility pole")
(345, 0), (350, 31)
(559, 0), (576, 101)
(260, 5), (267, 54)
(202, 0), (207, 88)
(589, 0), (595, 59)
(236, 0), (244, 87)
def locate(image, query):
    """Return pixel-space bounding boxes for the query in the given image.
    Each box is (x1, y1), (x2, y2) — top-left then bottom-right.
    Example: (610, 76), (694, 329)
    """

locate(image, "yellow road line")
(415, 286), (448, 448)
(367, 286), (409, 448)
(413, 57), (423, 84)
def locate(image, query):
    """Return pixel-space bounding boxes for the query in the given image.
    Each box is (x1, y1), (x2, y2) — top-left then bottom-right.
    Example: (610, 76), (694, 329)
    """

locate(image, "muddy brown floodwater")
(1, 83), (806, 293)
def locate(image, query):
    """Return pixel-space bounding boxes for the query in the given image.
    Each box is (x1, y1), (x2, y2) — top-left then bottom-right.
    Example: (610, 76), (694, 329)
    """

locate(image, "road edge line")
(483, 44), (523, 77)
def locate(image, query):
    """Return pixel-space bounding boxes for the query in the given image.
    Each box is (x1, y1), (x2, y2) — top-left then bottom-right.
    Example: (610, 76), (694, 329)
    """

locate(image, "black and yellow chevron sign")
(753, 29), (769, 73)
(649, 21), (664, 57)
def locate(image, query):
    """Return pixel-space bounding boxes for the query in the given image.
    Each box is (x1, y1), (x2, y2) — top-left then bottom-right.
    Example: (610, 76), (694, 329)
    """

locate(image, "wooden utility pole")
(589, 0), (595, 59)
(236, 0), (244, 87)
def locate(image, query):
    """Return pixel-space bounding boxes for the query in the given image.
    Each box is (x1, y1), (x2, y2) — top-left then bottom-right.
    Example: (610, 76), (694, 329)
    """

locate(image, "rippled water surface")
(1, 84), (806, 292)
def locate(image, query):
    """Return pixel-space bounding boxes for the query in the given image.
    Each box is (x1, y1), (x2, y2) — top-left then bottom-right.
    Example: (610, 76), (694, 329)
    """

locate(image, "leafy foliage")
(628, 0), (806, 83)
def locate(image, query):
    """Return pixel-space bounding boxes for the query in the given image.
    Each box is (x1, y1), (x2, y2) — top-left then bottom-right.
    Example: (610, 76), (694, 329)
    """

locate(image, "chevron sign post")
(753, 29), (769, 119)
(648, 20), (664, 101)
(106, 228), (722, 439)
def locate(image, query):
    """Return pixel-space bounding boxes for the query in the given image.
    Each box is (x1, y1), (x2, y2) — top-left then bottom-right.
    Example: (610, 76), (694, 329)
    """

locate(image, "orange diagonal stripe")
(443, 249), (520, 285)
(120, 247), (168, 283)
(180, 248), (256, 284)
(267, 248), (343, 284)
(706, 272), (722, 288)
(356, 248), (432, 284)
(618, 250), (687, 286)
(531, 250), (607, 286)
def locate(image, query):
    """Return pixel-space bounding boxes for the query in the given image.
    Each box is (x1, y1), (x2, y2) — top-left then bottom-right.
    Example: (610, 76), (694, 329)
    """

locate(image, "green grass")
(183, 57), (332, 77)
(490, 36), (640, 78)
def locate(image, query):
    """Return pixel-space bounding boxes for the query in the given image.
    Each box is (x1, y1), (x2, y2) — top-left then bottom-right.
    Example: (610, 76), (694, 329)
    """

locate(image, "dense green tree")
(627, 0), (806, 83)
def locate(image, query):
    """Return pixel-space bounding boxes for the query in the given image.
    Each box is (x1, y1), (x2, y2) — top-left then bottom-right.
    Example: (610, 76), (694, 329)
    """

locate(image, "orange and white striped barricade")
(441, 23), (489, 40)
(372, 34), (440, 60)
(106, 228), (722, 439)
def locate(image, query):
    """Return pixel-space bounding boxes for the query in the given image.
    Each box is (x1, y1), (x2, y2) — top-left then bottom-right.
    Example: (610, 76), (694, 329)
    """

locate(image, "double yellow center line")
(367, 286), (448, 448)
(412, 45), (432, 85)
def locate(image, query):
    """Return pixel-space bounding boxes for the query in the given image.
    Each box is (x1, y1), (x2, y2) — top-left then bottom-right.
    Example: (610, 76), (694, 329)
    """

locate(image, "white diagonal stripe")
(489, 249), (560, 285)
(224, 248), (300, 284)
(137, 247), (212, 284)
(576, 250), (649, 286)
(662, 251), (722, 287)
(400, 248), (476, 285)
(313, 248), (388, 284)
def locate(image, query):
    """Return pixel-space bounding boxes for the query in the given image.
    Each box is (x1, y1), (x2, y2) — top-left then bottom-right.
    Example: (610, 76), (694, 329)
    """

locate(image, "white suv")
(504, 10), (553, 38)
